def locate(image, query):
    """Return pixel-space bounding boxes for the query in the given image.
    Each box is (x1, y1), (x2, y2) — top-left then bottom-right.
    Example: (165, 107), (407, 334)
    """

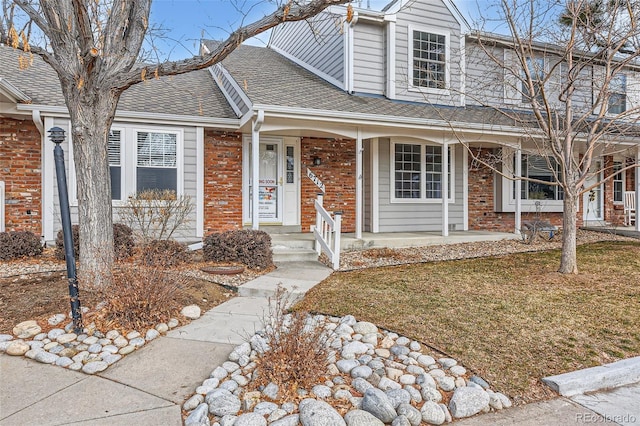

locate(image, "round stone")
(396, 336), (410, 346)
(205, 389), (241, 417)
(390, 345), (410, 357)
(105, 330), (120, 340)
(83, 336), (99, 345)
(312, 385), (332, 399)
(59, 347), (78, 358)
(253, 401), (278, 416)
(43, 341), (59, 351)
(68, 362), (83, 371)
(344, 409), (384, 426)
(102, 345), (118, 354)
(34, 351), (59, 364)
(235, 412), (267, 426)
(183, 394), (204, 411)
(113, 336), (128, 348)
(299, 398), (346, 426)
(82, 361), (109, 374)
(421, 386), (443, 402)
(13, 321), (42, 339)
(155, 323), (169, 334)
(397, 403), (422, 426)
(361, 388), (397, 423)
(262, 382), (279, 400)
(450, 365), (467, 376)
(399, 374), (416, 385)
(449, 387), (491, 418)
(33, 333), (47, 341)
(49, 344), (65, 355)
(417, 355), (436, 367)
(351, 365), (373, 379)
(439, 357), (457, 369)
(352, 321), (378, 335)
(167, 318), (179, 328)
(145, 329), (160, 341)
(119, 345), (136, 355)
(129, 337), (145, 348)
(87, 343), (103, 354)
(29, 341), (44, 350)
(181, 305), (201, 319)
(55, 357), (74, 367)
(437, 376), (456, 392)
(0, 334), (14, 342)
(56, 333), (78, 344)
(409, 341), (421, 351)
(377, 377), (401, 391)
(103, 354), (122, 365)
(336, 359), (360, 373)
(421, 400), (445, 425)
(6, 340), (30, 356)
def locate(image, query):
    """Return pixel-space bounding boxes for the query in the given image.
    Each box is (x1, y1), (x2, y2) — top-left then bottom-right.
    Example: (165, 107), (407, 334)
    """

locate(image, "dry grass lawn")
(296, 241), (640, 405)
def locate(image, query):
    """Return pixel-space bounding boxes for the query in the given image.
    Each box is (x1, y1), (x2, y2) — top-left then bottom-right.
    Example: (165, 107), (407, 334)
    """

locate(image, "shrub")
(0, 231), (43, 260)
(55, 223), (134, 260)
(248, 286), (333, 402)
(203, 229), (272, 269)
(139, 239), (189, 267)
(120, 189), (194, 242)
(90, 261), (182, 332)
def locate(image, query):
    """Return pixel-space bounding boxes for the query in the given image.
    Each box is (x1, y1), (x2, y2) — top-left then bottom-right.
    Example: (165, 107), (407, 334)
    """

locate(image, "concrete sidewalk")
(1, 260), (639, 425)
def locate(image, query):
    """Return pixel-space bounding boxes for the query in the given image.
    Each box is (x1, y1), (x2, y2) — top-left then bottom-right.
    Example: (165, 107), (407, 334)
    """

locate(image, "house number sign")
(306, 168), (325, 193)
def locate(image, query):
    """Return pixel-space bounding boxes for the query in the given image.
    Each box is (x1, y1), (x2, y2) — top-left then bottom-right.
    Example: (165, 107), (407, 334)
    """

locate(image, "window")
(108, 130), (122, 200)
(523, 57), (545, 103)
(613, 161), (624, 203)
(412, 30), (447, 89)
(517, 154), (563, 201)
(136, 131), (177, 193)
(393, 143), (453, 201)
(608, 74), (626, 114)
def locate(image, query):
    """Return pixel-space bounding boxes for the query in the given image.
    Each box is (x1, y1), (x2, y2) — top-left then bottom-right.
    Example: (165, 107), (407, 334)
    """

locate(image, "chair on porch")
(624, 191), (636, 226)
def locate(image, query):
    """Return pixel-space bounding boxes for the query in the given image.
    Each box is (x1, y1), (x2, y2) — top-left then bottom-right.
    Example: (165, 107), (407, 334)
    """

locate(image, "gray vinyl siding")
(464, 43), (505, 106)
(394, 0), (462, 106)
(377, 138), (464, 232)
(353, 22), (385, 94)
(51, 120), (199, 242)
(270, 10), (345, 84)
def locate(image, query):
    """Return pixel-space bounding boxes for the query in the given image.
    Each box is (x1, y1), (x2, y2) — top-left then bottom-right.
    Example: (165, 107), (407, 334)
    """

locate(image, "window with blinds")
(108, 130), (121, 200)
(136, 131), (177, 192)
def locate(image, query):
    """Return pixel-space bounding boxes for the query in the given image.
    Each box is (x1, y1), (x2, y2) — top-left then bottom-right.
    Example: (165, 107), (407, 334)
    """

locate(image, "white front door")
(583, 165), (604, 222)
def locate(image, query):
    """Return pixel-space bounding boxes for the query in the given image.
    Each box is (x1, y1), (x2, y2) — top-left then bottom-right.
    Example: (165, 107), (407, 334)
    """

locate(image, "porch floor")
(270, 230), (520, 252)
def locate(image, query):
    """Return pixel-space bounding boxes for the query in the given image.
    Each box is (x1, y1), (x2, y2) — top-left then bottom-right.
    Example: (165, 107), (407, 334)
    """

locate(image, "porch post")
(442, 141), (449, 237)
(515, 147), (522, 234)
(251, 111), (264, 230)
(356, 130), (363, 239)
(636, 146), (639, 232)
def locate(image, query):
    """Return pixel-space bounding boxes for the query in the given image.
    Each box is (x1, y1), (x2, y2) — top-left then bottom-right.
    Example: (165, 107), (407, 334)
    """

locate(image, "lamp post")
(49, 127), (83, 333)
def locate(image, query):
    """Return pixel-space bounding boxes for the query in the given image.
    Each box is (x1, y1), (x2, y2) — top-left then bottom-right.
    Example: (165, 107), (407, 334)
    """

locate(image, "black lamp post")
(49, 127), (83, 333)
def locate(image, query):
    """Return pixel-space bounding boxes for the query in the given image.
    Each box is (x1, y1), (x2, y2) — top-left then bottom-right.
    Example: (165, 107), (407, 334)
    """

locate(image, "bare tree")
(462, 0), (640, 273)
(0, 0), (350, 287)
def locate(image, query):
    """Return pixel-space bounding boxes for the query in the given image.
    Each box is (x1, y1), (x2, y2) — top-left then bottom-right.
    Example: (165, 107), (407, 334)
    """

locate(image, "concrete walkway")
(1, 260), (639, 425)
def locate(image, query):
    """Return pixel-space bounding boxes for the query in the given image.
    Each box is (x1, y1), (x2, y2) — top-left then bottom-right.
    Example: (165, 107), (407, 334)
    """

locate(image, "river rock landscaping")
(184, 314), (511, 426)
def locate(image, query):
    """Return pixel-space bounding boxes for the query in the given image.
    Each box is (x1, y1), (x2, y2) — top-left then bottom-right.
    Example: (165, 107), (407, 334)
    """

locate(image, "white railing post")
(315, 193), (323, 255)
(333, 212), (342, 270)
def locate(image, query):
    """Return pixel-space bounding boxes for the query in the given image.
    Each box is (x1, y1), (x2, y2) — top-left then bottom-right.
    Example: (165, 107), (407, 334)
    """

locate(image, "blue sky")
(150, 0), (496, 60)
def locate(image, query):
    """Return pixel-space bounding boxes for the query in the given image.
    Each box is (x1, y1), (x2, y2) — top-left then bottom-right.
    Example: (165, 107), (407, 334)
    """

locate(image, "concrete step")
(272, 248), (319, 263)
(270, 234), (315, 250)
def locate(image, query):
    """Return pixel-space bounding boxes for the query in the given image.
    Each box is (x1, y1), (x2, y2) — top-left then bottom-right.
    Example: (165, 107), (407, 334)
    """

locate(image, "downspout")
(32, 109), (44, 135)
(252, 110), (264, 230)
(32, 110), (45, 239)
(345, 11), (359, 94)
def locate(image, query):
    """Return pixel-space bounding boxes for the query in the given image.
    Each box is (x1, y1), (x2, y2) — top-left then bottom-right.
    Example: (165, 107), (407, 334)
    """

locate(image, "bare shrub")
(249, 287), (333, 402)
(203, 230), (272, 269)
(139, 239), (189, 267)
(120, 189), (194, 242)
(90, 257), (182, 332)
(55, 223), (134, 260)
(0, 231), (43, 260)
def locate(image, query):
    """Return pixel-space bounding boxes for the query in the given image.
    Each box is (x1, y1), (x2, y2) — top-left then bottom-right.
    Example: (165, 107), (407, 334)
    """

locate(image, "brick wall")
(603, 156), (638, 226)
(0, 117), (41, 234)
(468, 148), (572, 232)
(203, 130), (243, 234)
(301, 137), (356, 233)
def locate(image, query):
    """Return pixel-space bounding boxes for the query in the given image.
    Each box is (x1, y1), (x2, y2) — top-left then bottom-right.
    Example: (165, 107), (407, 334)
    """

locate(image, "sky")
(149, 0), (498, 60)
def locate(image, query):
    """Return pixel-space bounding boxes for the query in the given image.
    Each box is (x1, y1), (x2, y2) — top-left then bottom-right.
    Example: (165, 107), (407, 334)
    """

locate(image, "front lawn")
(296, 241), (640, 405)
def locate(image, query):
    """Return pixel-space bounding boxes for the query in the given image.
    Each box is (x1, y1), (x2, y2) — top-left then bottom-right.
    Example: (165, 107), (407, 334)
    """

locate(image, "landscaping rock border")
(184, 314), (512, 426)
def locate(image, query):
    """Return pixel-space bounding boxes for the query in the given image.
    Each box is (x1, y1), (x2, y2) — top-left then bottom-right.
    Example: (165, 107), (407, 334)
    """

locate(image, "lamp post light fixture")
(49, 127), (83, 333)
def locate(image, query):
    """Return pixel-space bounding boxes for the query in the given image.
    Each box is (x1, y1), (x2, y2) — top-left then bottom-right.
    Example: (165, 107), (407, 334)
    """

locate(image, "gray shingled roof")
(0, 45), (236, 119)
(206, 41), (523, 128)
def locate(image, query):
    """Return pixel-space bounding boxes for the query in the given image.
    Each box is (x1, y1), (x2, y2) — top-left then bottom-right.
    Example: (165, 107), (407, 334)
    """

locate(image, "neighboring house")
(1, 0), (639, 242)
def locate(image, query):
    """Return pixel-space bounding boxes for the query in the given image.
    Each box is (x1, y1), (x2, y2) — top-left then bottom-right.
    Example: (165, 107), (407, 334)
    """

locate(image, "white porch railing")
(313, 193), (342, 270)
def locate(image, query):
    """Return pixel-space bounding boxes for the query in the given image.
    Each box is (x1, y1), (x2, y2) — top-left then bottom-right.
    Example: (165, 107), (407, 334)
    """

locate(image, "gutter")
(16, 104), (240, 128)
(0, 77), (31, 103)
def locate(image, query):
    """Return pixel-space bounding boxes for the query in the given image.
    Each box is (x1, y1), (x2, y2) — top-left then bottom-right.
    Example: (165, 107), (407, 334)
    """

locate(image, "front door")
(255, 140), (283, 223)
(583, 165), (604, 222)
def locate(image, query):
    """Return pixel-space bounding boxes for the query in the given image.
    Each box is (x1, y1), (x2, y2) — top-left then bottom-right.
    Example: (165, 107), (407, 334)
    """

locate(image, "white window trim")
(500, 152), (564, 213)
(521, 56), (546, 105)
(406, 25), (451, 96)
(607, 73), (627, 116)
(389, 140), (455, 204)
(613, 160), (625, 205)
(69, 124), (184, 207)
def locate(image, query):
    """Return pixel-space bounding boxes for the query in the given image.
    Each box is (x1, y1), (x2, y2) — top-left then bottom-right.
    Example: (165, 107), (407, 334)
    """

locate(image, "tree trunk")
(559, 192), (579, 274)
(64, 86), (120, 288)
